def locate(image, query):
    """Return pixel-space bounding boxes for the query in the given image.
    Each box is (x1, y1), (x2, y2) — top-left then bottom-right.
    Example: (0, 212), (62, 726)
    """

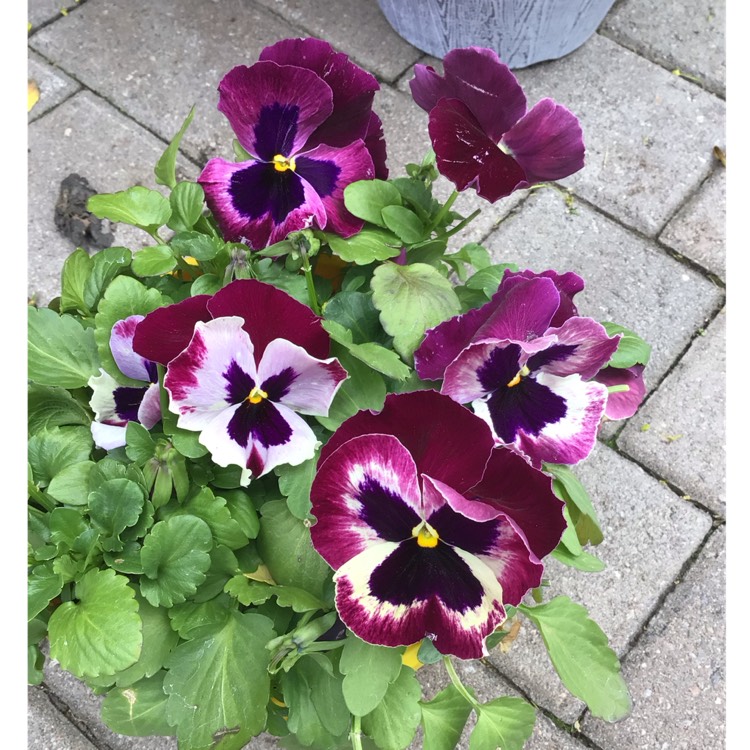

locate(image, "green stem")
(438, 208), (481, 240)
(299, 245), (321, 316)
(443, 656), (481, 709)
(28, 483), (55, 512)
(607, 384), (631, 394)
(350, 714), (363, 750)
(147, 228), (166, 245)
(429, 189), (459, 231)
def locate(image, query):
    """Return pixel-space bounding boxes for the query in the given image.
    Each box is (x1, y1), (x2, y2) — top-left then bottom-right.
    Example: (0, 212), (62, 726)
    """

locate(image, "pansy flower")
(414, 271), (620, 466)
(594, 364), (647, 420)
(133, 279), (347, 477)
(88, 315), (161, 450)
(199, 38), (385, 249)
(409, 47), (584, 202)
(310, 391), (566, 659)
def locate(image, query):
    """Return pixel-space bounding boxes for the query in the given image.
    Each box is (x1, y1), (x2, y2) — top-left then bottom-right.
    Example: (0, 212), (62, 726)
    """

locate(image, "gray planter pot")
(377, 0), (615, 67)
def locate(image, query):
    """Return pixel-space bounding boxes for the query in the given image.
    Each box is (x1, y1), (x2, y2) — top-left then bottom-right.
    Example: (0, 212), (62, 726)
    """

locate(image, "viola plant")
(28, 37), (651, 750)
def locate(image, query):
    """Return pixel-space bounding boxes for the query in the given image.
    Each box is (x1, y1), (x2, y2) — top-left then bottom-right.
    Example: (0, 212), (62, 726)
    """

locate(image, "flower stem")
(430, 189), (459, 231)
(443, 656), (481, 709)
(299, 244), (321, 316)
(350, 714), (363, 750)
(439, 209), (482, 240)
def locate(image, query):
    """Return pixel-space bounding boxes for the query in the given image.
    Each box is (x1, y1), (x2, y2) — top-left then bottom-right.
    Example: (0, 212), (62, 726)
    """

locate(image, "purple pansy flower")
(132, 279), (347, 478)
(414, 270), (620, 467)
(88, 315), (161, 450)
(310, 391), (566, 659)
(199, 38), (386, 249)
(594, 364), (647, 420)
(409, 47), (584, 202)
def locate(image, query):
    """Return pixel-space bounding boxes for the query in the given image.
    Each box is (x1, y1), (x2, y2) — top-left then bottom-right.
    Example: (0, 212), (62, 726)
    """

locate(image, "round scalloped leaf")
(469, 697), (536, 750)
(139, 515), (213, 607)
(47, 569), (142, 679)
(101, 672), (173, 737)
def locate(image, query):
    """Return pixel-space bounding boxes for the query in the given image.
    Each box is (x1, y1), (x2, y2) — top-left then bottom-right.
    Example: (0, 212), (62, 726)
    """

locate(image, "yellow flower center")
(506, 364), (530, 388)
(247, 386), (268, 404)
(272, 153), (297, 172)
(412, 521), (439, 548)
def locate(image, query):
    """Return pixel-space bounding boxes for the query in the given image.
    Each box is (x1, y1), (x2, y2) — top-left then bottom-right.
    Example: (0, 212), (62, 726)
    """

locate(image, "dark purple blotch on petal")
(230, 161), (306, 223)
(224, 360), (255, 405)
(476, 344), (522, 393)
(369, 540), (484, 612)
(427, 504), (500, 556)
(252, 102), (300, 161)
(113, 386), (150, 422)
(356, 475), (420, 543)
(295, 155), (341, 199)
(261, 367), (297, 402)
(526, 344), (578, 372)
(227, 399), (293, 450)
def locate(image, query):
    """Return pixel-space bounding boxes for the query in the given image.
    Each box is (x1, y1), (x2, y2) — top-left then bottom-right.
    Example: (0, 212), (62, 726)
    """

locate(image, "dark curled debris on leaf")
(54, 173), (116, 251)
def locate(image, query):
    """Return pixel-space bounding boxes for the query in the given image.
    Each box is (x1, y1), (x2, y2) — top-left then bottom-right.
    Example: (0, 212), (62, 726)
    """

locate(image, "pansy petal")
(257, 338), (347, 416)
(207, 279), (330, 362)
(428, 97), (528, 203)
(319, 391), (495, 493)
(136, 383), (162, 430)
(311, 434), (422, 570)
(260, 37), (380, 149)
(503, 97), (585, 182)
(531, 317), (620, 380)
(89, 369), (128, 427)
(110, 315), (156, 382)
(501, 269), (584, 327)
(364, 112), (389, 180)
(132, 295), (212, 366)
(334, 540), (506, 659)
(296, 140), (375, 238)
(165, 317), (258, 432)
(411, 48), (527, 142)
(476, 372), (607, 466)
(466, 448), (566, 560)
(595, 365), (647, 420)
(217, 61), (333, 158)
(199, 158), (327, 248)
(91, 422), (128, 450)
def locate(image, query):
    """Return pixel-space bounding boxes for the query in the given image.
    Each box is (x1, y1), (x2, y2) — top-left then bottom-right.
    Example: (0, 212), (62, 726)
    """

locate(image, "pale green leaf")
(60, 248), (93, 314)
(344, 179), (402, 226)
(326, 227), (402, 264)
(469, 697), (536, 750)
(420, 684), (473, 750)
(28, 426), (92, 487)
(362, 667), (421, 749)
(101, 672), (173, 736)
(88, 186), (171, 230)
(155, 106), (195, 190)
(131, 245), (176, 277)
(602, 322), (651, 368)
(340, 635), (403, 716)
(28, 564), (63, 620)
(28, 384), (90, 435)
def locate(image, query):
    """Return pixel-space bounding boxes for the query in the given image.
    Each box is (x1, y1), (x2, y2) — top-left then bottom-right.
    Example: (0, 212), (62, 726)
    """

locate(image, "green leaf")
(465, 264), (517, 298)
(316, 348), (386, 431)
(28, 307), (100, 388)
(339, 635), (402, 716)
(172, 487), (249, 550)
(371, 262), (461, 360)
(420, 684), (473, 750)
(344, 179), (403, 226)
(125, 422), (157, 464)
(29, 643), (45, 685)
(167, 598), (232, 640)
(602, 322), (652, 368)
(48, 569), (142, 678)
(416, 639), (443, 666)
(164, 611), (275, 749)
(28, 564), (63, 620)
(390, 177), (439, 220)
(89, 478), (147, 551)
(256, 500), (331, 600)
(88, 186), (171, 230)
(190, 273), (223, 297)
(28, 384), (90, 435)
(550, 545), (606, 572)
(140, 515), (213, 607)
(218, 489), (260, 539)
(168, 180), (205, 232)
(94, 276), (166, 386)
(47, 461), (96, 506)
(381, 205), (425, 244)
(171, 230), (220, 261)
(276, 454), (318, 520)
(323, 291), (387, 345)
(545, 463), (604, 546)
(362, 667), (421, 750)
(60, 248), (93, 314)
(155, 106), (195, 189)
(132, 245), (176, 277)
(519, 597), (631, 721)
(83, 246), (132, 310)
(28, 426), (92, 487)
(101, 672), (173, 736)
(49, 507), (88, 551)
(469, 697), (536, 750)
(559, 505), (582, 556)
(326, 227), (402, 264)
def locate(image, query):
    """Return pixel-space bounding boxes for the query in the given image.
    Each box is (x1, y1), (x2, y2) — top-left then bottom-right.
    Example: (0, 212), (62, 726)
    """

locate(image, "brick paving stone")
(619, 308), (726, 516)
(583, 526), (726, 749)
(512, 34), (725, 237)
(660, 165), (727, 280)
(486, 443), (713, 722)
(253, 0), (421, 82)
(28, 50), (80, 123)
(601, 0), (726, 97)
(29, 0), (301, 165)
(28, 686), (97, 750)
(28, 91), (195, 305)
(28, 0), (76, 31)
(482, 187), (723, 387)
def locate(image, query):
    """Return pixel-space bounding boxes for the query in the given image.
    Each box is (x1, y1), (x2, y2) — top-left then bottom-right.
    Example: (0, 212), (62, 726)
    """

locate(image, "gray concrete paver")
(28, 90), (195, 305)
(487, 444), (712, 722)
(601, 0), (726, 97)
(28, 50), (80, 123)
(28, 686), (98, 750)
(660, 166), (727, 280)
(619, 309), (726, 516)
(253, 0), (421, 82)
(583, 526), (726, 749)
(482, 188), (723, 387)
(28, 0), (75, 31)
(513, 34), (725, 237)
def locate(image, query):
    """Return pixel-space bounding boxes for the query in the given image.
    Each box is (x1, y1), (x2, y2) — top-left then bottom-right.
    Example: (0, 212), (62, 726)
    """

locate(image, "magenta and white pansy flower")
(415, 270), (620, 467)
(131, 279), (347, 478)
(310, 391), (566, 659)
(88, 315), (161, 450)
